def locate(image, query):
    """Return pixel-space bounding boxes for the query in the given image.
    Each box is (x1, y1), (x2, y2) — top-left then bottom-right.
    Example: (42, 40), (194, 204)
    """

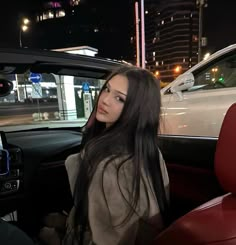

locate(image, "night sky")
(0, 0), (235, 54)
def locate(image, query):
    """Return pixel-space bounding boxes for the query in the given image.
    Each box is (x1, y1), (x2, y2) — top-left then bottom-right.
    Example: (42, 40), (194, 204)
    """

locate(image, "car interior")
(0, 49), (127, 240)
(0, 49), (231, 244)
(154, 103), (236, 244)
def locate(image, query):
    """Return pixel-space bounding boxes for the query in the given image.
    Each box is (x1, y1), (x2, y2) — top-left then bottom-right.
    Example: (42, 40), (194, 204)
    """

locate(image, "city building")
(145, 0), (199, 83)
(24, 0), (135, 63)
(22, 0), (202, 84)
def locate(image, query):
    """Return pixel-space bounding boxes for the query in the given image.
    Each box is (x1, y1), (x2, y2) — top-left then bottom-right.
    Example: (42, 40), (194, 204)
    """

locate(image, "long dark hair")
(73, 66), (169, 244)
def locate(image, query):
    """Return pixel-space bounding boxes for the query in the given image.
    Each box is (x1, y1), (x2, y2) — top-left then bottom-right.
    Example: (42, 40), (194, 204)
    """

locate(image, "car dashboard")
(0, 129), (82, 235)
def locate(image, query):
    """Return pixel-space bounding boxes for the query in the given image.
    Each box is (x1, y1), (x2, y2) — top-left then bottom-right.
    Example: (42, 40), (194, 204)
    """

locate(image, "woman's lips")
(97, 106), (107, 114)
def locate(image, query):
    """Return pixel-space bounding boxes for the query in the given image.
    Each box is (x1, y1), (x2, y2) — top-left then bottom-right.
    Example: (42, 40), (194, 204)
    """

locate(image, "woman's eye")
(115, 96), (125, 103)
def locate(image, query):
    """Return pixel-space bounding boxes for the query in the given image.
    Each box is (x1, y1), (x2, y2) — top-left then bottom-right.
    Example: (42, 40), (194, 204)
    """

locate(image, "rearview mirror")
(0, 79), (13, 97)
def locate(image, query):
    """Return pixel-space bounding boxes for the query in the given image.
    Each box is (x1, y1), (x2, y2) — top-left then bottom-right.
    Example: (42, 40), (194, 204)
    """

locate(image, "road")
(0, 102), (59, 116)
(0, 102), (59, 126)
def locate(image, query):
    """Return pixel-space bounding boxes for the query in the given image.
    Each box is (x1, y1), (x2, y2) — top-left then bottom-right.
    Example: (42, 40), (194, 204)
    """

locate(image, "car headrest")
(215, 103), (236, 194)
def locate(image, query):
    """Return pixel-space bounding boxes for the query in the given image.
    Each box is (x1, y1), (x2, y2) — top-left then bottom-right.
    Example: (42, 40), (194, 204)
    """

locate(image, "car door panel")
(158, 135), (224, 221)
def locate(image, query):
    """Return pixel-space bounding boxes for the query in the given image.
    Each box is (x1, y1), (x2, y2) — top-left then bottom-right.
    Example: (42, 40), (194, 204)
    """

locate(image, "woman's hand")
(43, 212), (67, 231)
(39, 227), (61, 245)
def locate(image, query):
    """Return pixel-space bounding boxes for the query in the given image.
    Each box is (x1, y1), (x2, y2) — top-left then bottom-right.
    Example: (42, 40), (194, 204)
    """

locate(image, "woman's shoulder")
(65, 152), (81, 194)
(65, 153), (80, 170)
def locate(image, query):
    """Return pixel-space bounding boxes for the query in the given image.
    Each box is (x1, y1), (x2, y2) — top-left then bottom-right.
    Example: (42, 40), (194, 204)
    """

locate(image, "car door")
(161, 50), (236, 137)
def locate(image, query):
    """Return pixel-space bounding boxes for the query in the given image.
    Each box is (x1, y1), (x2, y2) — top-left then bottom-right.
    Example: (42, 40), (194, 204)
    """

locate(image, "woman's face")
(96, 74), (128, 127)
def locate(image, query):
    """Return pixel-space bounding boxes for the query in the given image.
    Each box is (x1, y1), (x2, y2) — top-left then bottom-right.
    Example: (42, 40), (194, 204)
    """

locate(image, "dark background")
(0, 0), (235, 56)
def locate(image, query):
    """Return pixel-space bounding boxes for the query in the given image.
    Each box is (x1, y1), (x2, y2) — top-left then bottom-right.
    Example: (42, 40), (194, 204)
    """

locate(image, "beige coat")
(63, 151), (169, 245)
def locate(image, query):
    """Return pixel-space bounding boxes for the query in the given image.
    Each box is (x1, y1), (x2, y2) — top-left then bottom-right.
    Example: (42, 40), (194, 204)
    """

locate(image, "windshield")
(0, 71), (105, 132)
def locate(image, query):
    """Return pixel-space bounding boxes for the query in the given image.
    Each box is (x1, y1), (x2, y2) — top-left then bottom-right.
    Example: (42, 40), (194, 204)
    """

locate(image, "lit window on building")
(162, 61), (164, 65)
(45, 2), (62, 8)
(156, 61), (159, 66)
(57, 10), (66, 17)
(192, 35), (198, 42)
(161, 20), (164, 25)
(152, 37), (157, 43)
(153, 52), (156, 56)
(94, 28), (99, 32)
(190, 13), (193, 17)
(145, 10), (149, 14)
(130, 37), (134, 44)
(70, 0), (80, 6)
(48, 11), (54, 18)
(42, 11), (56, 20)
(171, 16), (173, 21)
(183, 58), (186, 62)
(43, 13), (48, 20)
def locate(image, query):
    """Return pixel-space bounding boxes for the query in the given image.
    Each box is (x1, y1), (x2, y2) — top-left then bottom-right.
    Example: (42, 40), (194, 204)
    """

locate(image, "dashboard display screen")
(0, 134), (3, 149)
(0, 132), (9, 175)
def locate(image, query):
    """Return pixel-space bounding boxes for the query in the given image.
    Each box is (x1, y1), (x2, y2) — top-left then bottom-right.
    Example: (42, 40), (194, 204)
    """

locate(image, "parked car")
(161, 43), (236, 137)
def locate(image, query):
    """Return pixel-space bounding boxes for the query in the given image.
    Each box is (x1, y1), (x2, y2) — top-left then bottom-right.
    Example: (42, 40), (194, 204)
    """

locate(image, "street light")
(19, 18), (30, 48)
(134, 0), (146, 68)
(196, 0), (208, 62)
(140, 0), (146, 68)
(212, 67), (218, 81)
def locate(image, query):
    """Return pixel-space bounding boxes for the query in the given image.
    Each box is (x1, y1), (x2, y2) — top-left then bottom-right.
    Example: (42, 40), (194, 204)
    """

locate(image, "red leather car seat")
(153, 103), (236, 245)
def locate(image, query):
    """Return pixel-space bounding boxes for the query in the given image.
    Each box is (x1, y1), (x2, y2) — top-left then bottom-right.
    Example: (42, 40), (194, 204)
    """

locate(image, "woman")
(40, 66), (169, 245)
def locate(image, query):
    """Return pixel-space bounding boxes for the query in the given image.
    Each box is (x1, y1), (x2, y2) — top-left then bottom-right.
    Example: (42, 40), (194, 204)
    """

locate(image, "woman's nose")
(102, 93), (111, 105)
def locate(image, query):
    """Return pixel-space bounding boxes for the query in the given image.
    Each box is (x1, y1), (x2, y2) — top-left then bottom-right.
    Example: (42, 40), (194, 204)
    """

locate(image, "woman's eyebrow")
(107, 82), (127, 96)
(116, 91), (127, 96)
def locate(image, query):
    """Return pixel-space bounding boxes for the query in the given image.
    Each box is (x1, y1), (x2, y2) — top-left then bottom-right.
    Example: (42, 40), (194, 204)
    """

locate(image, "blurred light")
(23, 18), (30, 25)
(155, 70), (159, 77)
(219, 77), (224, 82)
(21, 25), (28, 32)
(174, 65), (182, 73)
(203, 52), (211, 60)
(212, 68), (218, 72)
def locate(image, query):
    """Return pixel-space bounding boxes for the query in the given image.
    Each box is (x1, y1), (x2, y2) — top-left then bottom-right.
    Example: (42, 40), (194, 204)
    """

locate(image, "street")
(0, 102), (59, 126)
(0, 102), (58, 116)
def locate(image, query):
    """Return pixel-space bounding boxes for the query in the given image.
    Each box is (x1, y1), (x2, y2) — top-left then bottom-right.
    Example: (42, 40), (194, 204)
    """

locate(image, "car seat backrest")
(215, 103), (236, 194)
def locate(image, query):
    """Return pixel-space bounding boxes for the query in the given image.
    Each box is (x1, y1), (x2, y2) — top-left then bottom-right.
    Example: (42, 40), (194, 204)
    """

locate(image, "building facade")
(25, 0), (135, 63)
(145, 0), (199, 83)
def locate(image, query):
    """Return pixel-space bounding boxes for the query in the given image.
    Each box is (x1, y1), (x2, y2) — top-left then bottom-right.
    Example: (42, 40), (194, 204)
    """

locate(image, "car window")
(0, 70), (105, 131)
(186, 53), (236, 92)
